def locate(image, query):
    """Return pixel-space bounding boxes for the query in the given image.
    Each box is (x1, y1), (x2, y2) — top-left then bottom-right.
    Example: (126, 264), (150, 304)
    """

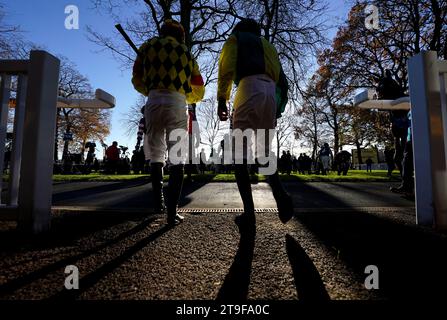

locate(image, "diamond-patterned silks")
(141, 36), (196, 96)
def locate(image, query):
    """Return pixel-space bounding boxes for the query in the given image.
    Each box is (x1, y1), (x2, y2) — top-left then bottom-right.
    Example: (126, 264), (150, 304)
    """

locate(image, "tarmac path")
(2, 181), (446, 301)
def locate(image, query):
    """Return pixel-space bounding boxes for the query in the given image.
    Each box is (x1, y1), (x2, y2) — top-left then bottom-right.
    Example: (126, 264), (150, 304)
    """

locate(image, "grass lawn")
(280, 170), (401, 182)
(51, 174), (149, 182)
(38, 170), (402, 183)
(195, 170), (401, 182)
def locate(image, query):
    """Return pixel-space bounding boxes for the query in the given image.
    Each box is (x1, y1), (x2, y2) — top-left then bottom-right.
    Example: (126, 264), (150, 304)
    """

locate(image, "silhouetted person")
(279, 151), (287, 174)
(286, 151), (293, 175)
(365, 157), (373, 173)
(105, 141), (120, 174)
(210, 148), (217, 173)
(132, 19), (205, 224)
(391, 111), (414, 195)
(131, 150), (138, 173)
(131, 147), (145, 174)
(185, 103), (200, 183)
(304, 153), (312, 174)
(292, 156), (298, 173)
(318, 143), (333, 175)
(377, 69), (408, 175)
(334, 150), (351, 176)
(298, 153), (305, 174)
(93, 158), (100, 172)
(85, 142), (96, 166)
(199, 148), (206, 174)
(377, 69), (404, 100)
(384, 146), (395, 177)
(217, 18), (293, 233)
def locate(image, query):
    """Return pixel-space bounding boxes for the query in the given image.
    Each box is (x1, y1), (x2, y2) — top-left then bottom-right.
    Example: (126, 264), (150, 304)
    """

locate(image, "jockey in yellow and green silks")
(132, 19), (204, 104)
(217, 20), (288, 119)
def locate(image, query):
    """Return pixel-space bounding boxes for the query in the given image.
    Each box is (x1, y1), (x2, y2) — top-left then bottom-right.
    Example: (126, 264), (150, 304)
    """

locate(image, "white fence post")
(17, 51), (60, 234)
(0, 74), (11, 196)
(408, 51), (447, 229)
(8, 74), (27, 206)
(437, 65), (447, 229)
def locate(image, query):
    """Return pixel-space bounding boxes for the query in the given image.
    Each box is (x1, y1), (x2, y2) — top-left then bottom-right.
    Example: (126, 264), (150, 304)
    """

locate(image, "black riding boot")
(234, 164), (256, 233)
(151, 162), (166, 214)
(167, 164), (185, 225)
(267, 171), (294, 223)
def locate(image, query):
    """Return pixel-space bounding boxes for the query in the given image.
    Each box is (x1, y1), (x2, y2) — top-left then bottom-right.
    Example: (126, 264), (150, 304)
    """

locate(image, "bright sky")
(4, 0), (352, 155)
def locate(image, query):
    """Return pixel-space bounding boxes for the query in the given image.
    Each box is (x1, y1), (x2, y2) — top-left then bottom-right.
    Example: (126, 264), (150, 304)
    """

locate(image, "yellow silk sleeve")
(217, 35), (237, 101)
(131, 43), (149, 96)
(186, 59), (205, 104)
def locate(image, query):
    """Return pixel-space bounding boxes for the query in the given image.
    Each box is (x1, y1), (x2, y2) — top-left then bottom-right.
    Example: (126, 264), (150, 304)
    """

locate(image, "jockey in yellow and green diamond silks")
(131, 19), (205, 225)
(132, 20), (204, 104)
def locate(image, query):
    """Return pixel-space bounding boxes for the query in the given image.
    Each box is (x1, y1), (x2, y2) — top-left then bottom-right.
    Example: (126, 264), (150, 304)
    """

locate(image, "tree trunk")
(312, 112), (318, 160)
(333, 129), (339, 153)
(429, 0), (442, 53)
(412, 0), (421, 53)
(373, 144), (380, 163)
(62, 109), (73, 161)
(180, 0), (192, 49)
(332, 110), (339, 153)
(54, 109), (60, 162)
(276, 131), (280, 158)
(80, 139), (86, 162)
(62, 124), (71, 161)
(356, 141), (363, 165)
(63, 138), (69, 160)
(158, 0), (172, 20)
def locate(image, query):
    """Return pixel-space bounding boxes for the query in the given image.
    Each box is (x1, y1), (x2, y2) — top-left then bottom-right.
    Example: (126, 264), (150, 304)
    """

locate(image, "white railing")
(0, 51), (60, 233)
(439, 61), (447, 189)
(408, 51), (447, 230)
(437, 60), (447, 229)
(354, 51), (447, 230)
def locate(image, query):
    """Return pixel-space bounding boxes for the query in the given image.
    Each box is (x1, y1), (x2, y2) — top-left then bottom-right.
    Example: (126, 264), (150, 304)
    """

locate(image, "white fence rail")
(0, 51), (60, 233)
(408, 51), (447, 230)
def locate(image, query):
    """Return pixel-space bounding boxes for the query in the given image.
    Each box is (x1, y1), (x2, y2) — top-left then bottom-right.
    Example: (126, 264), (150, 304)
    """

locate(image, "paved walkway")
(1, 181), (446, 300)
(51, 181), (414, 210)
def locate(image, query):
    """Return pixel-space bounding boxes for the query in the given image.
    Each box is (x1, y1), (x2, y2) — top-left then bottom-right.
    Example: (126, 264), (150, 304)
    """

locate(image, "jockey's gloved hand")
(218, 98), (228, 121)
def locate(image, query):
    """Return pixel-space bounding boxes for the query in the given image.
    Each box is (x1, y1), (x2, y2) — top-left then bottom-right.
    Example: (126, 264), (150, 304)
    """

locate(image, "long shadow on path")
(0, 210), (151, 252)
(52, 180), (150, 203)
(1, 178), (212, 298)
(52, 180), (210, 210)
(216, 230), (256, 301)
(290, 183), (447, 300)
(49, 224), (173, 300)
(296, 211), (447, 300)
(285, 234), (330, 301)
(0, 211), (163, 298)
